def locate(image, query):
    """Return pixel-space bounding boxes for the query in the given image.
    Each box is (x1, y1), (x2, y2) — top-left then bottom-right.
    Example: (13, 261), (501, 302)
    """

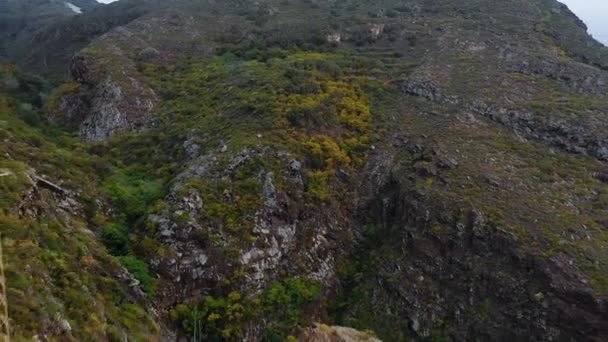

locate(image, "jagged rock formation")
(148, 146), (348, 306)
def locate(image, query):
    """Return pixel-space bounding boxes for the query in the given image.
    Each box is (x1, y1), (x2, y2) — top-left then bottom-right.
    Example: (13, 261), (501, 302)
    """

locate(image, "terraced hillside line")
(0, 234), (9, 342)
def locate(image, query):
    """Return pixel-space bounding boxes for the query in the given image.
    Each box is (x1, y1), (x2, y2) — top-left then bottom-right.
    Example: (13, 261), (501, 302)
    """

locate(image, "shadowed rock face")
(348, 139), (608, 340)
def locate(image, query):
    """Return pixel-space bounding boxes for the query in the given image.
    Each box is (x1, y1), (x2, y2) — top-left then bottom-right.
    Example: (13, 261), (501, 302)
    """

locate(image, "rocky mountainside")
(1, 0), (608, 340)
(0, 0), (167, 80)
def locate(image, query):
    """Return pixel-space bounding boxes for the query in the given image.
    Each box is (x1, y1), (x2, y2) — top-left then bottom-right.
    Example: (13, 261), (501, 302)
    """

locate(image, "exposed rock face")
(59, 51), (159, 141)
(69, 55), (91, 84)
(54, 10), (208, 141)
(339, 128), (608, 340)
(402, 77), (608, 162)
(52, 93), (89, 125)
(148, 147), (349, 309)
(299, 323), (381, 342)
(79, 75), (157, 142)
(327, 33), (342, 44)
(505, 53), (608, 96)
(367, 24), (385, 40)
(402, 78), (459, 104)
(16, 170), (81, 221)
(478, 105), (608, 161)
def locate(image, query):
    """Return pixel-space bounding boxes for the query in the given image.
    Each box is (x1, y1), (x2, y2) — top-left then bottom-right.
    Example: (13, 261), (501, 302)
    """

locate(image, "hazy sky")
(559, 0), (608, 45)
(96, 0), (607, 45)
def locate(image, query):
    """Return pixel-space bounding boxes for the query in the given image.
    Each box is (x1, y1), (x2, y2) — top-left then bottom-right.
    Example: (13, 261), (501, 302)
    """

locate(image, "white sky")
(559, 0), (608, 45)
(96, 0), (607, 45)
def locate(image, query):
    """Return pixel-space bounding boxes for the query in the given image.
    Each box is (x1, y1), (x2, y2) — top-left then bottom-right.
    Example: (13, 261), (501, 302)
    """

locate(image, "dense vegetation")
(127, 48), (395, 338)
(0, 44), (394, 338)
(170, 277), (321, 340)
(141, 50), (385, 199)
(0, 64), (159, 339)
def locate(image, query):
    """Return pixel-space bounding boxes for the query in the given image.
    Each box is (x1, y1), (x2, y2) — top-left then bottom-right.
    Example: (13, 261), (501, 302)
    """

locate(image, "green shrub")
(264, 277), (321, 322)
(170, 277), (322, 339)
(102, 222), (129, 256)
(102, 172), (163, 221)
(118, 256), (155, 295)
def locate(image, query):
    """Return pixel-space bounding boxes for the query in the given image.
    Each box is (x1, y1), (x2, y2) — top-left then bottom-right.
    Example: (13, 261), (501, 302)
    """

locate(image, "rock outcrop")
(55, 50), (158, 142)
(148, 147), (348, 307)
(299, 323), (381, 342)
(52, 10), (208, 141)
(78, 74), (157, 141)
(402, 77), (608, 162)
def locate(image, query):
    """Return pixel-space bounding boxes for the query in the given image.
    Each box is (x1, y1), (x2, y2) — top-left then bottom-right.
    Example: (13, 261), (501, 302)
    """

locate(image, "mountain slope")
(2, 0), (608, 340)
(0, 0), (100, 58)
(0, 64), (160, 339)
(0, 0), (167, 81)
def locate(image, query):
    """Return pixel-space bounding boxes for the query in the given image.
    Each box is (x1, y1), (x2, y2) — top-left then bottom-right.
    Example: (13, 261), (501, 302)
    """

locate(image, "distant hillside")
(0, 0), (163, 81)
(0, 0), (100, 65)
